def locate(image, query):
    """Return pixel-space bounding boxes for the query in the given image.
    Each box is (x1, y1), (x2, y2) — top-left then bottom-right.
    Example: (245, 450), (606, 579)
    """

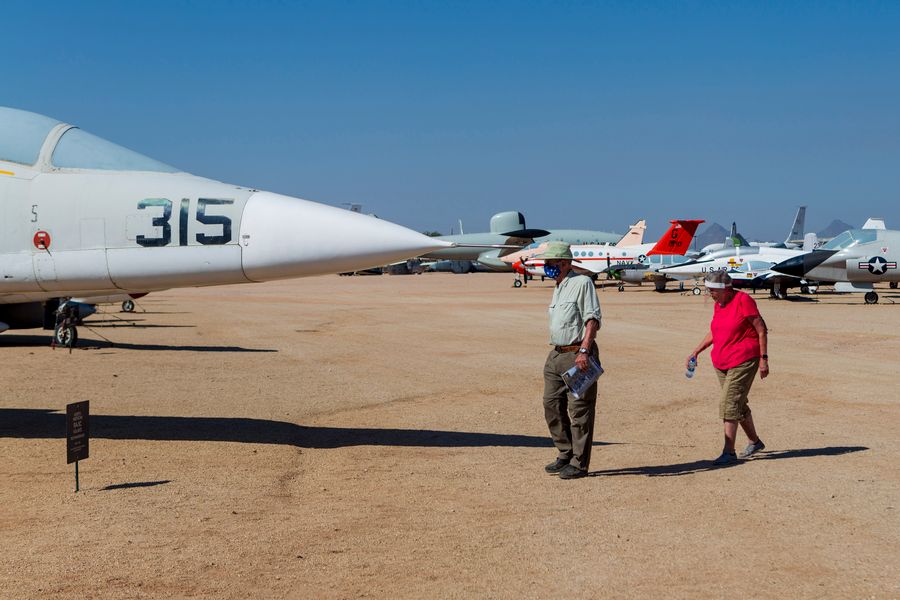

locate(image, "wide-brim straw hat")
(534, 241), (573, 260)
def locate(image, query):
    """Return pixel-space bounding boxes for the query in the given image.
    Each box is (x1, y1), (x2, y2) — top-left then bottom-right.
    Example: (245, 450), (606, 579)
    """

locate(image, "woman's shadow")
(588, 446), (868, 477)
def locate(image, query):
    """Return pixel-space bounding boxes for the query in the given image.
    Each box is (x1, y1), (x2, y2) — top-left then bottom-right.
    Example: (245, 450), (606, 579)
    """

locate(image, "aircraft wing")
(452, 242), (524, 249)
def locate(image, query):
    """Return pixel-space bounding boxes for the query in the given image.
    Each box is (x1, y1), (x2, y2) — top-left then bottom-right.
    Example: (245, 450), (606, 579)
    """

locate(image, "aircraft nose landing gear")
(52, 302), (79, 350)
(864, 291), (879, 304)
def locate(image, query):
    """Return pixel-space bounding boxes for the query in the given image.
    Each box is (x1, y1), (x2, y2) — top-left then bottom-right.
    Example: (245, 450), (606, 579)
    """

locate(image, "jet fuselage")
(0, 107), (448, 329)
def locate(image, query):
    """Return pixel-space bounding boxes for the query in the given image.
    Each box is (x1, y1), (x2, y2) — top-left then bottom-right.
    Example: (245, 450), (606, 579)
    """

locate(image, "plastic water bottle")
(685, 356), (697, 379)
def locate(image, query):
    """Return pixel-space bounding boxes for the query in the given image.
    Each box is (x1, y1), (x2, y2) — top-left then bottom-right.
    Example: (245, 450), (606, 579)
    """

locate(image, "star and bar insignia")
(859, 256), (897, 274)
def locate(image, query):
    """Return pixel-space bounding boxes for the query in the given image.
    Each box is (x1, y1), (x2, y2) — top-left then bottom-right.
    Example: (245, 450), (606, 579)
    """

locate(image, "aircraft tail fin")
(647, 219), (705, 255)
(728, 222), (749, 247)
(785, 206), (806, 244)
(802, 232), (818, 251)
(615, 220), (647, 247)
(862, 217), (886, 230)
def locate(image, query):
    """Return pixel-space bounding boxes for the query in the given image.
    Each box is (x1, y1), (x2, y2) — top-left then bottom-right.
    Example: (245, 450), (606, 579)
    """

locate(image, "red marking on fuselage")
(33, 230), (51, 250)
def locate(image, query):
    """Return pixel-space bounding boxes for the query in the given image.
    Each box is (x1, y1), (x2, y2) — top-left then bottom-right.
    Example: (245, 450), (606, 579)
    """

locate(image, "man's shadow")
(0, 408), (614, 450)
(589, 446), (868, 477)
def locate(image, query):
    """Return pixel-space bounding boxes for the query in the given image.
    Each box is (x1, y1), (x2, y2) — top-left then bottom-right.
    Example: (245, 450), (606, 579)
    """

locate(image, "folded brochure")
(561, 355), (604, 399)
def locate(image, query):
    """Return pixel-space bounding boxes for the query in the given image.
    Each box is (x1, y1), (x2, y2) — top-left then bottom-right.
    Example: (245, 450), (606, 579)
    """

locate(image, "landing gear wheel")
(121, 299), (136, 312)
(891, 282), (898, 290)
(692, 287), (701, 296)
(513, 279), (523, 288)
(54, 323), (78, 348)
(617, 284), (625, 292)
(865, 291), (879, 304)
(800, 285), (809, 294)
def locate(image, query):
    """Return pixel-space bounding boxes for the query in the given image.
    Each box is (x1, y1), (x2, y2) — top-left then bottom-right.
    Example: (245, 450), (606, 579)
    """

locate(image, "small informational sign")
(66, 401), (89, 464)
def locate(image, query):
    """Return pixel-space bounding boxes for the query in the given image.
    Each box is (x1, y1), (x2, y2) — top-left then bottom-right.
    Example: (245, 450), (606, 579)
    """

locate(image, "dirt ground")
(1, 273), (898, 599)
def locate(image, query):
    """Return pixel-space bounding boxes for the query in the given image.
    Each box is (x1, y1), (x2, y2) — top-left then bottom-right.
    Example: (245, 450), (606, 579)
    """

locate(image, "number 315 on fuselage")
(0, 106), (448, 307)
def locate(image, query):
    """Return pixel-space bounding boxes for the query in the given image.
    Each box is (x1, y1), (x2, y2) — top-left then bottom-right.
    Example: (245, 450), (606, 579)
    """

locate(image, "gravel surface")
(1, 273), (898, 599)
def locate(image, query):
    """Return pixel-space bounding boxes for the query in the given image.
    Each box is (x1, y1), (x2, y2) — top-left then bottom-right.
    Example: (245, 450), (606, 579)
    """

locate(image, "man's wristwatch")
(761, 354), (769, 359)
(578, 347), (589, 354)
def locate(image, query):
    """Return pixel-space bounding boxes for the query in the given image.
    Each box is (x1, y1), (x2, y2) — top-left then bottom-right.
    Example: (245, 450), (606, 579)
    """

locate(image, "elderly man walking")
(536, 242), (602, 480)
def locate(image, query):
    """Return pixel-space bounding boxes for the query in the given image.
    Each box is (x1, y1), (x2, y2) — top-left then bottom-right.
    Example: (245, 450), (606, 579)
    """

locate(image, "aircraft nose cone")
(771, 256), (806, 277)
(771, 250), (836, 277)
(240, 191), (450, 281)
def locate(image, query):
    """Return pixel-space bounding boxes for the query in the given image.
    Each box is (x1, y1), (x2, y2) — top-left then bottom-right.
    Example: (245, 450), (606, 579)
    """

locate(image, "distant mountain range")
(694, 223), (730, 250)
(817, 219), (854, 239)
(692, 219), (855, 250)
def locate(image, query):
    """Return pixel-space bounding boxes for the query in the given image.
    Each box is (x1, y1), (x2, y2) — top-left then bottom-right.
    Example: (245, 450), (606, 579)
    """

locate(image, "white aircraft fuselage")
(658, 246), (808, 293)
(772, 229), (900, 283)
(0, 107), (448, 330)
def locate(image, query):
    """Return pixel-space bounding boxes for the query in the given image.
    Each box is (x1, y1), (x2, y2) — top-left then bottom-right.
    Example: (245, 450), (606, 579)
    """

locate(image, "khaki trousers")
(542, 346), (598, 471)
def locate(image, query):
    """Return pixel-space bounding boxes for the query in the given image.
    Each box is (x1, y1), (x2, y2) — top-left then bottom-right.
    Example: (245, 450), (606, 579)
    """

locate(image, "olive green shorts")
(714, 358), (759, 421)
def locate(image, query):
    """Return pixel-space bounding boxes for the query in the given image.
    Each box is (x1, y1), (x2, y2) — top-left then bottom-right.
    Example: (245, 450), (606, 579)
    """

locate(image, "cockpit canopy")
(0, 106), (180, 173)
(821, 229), (878, 251)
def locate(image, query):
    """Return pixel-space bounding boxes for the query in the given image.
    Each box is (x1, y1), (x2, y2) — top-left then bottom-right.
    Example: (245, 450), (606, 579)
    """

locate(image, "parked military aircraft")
(771, 226), (900, 304)
(615, 254), (697, 292)
(568, 219), (703, 277)
(658, 244), (817, 298)
(500, 220), (648, 286)
(519, 219), (704, 288)
(422, 211), (624, 271)
(697, 207), (807, 255)
(0, 107), (450, 343)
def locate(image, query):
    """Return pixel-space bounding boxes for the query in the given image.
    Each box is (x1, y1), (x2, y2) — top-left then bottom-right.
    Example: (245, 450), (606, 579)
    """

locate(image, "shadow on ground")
(0, 335), (274, 352)
(102, 480), (172, 491)
(0, 408), (614, 449)
(779, 295), (819, 303)
(84, 320), (198, 329)
(84, 341), (276, 352)
(589, 446), (868, 477)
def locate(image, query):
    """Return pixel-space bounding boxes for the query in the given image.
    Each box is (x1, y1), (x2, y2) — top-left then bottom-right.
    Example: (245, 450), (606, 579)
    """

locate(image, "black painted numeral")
(196, 198), (234, 245)
(135, 198), (234, 247)
(136, 199), (172, 247)
(179, 198), (190, 246)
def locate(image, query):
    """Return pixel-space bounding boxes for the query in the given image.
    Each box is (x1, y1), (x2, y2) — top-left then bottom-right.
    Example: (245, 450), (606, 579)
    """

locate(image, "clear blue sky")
(3, 1), (899, 240)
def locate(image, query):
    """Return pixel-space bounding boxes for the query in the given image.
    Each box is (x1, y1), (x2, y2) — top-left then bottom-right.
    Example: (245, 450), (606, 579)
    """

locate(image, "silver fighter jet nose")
(239, 191), (450, 281)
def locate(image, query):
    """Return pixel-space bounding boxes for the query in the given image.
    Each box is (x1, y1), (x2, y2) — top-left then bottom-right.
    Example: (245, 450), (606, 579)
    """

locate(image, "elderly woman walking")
(687, 271), (769, 465)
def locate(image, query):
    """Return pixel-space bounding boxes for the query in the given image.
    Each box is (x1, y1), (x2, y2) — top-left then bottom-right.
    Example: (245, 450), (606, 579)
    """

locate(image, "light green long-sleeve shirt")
(548, 272), (602, 346)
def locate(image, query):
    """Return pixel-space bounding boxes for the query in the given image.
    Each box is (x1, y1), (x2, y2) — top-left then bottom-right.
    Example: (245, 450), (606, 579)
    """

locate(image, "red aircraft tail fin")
(647, 219), (705, 256)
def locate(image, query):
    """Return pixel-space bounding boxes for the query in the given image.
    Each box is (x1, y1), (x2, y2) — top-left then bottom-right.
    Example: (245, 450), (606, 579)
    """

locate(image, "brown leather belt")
(555, 343), (584, 353)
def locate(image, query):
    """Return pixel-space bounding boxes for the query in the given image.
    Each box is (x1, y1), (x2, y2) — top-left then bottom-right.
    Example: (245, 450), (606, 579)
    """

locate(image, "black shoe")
(712, 451), (738, 466)
(558, 465), (588, 480)
(544, 458), (570, 473)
